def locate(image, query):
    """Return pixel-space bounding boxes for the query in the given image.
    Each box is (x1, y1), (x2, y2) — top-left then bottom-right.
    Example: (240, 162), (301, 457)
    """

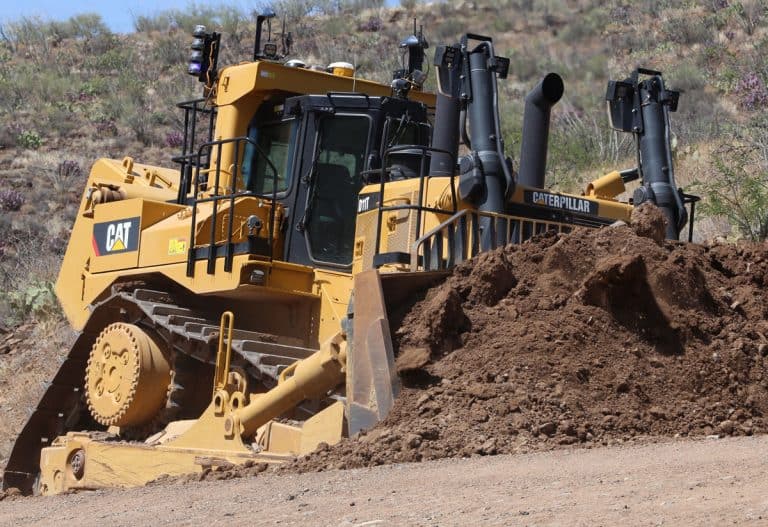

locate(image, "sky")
(0, 0), (258, 34)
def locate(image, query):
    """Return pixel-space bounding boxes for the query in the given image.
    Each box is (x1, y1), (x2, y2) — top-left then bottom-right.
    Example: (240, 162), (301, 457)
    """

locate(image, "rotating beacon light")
(187, 25), (221, 84)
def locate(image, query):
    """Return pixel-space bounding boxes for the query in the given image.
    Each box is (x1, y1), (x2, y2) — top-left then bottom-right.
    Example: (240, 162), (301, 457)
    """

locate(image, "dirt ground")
(1, 435), (767, 526)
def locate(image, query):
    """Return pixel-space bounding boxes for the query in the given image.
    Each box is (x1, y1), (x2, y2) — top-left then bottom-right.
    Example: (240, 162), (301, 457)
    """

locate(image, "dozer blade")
(346, 270), (398, 436)
(346, 269), (447, 436)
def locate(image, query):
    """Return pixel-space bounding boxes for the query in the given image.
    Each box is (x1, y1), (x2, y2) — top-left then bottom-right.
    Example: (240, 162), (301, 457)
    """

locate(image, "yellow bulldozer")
(2, 15), (697, 495)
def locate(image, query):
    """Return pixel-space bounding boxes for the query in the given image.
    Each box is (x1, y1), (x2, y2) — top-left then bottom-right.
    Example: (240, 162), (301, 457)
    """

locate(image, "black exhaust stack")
(429, 44), (462, 177)
(606, 68), (687, 240)
(449, 35), (513, 250)
(517, 73), (564, 189)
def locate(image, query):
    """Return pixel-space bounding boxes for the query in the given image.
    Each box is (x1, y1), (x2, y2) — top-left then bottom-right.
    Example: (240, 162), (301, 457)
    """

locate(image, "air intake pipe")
(634, 75), (687, 240)
(606, 68), (687, 240)
(517, 73), (564, 189)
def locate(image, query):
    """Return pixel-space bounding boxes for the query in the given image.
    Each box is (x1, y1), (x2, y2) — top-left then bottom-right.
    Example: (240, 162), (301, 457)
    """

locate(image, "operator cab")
(249, 94), (430, 271)
(173, 93), (430, 276)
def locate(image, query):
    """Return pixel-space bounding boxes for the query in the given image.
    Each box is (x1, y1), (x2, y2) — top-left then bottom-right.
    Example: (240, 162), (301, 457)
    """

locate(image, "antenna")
(281, 16), (293, 57)
(353, 54), (357, 92)
(399, 18), (428, 76)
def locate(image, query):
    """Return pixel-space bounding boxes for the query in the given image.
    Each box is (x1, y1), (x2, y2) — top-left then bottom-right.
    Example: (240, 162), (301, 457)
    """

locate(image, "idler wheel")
(85, 323), (171, 427)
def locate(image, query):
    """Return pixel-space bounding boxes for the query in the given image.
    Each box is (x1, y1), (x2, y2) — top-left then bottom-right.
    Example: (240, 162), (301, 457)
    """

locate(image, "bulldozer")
(2, 15), (697, 495)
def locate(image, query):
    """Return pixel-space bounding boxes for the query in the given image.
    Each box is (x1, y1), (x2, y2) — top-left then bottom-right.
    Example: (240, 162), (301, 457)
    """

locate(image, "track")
(2, 287), (316, 493)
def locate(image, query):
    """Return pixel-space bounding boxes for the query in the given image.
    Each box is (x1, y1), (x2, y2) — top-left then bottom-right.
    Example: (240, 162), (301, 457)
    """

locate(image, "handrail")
(186, 136), (280, 277)
(373, 144), (457, 260)
(173, 98), (217, 204)
(410, 208), (573, 271)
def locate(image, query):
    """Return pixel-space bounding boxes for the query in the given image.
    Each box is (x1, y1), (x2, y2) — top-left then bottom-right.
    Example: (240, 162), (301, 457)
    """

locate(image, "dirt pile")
(295, 214), (768, 471)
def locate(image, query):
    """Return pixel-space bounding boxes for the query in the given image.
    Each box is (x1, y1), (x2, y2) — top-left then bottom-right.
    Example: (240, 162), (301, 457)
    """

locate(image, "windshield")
(242, 119), (295, 195)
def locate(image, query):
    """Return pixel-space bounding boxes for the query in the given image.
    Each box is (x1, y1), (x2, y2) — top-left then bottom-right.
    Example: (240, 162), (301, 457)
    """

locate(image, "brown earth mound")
(292, 217), (768, 472)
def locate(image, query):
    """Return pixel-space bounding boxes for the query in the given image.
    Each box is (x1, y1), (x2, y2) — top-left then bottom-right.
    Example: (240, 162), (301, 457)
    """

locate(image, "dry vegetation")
(0, 1), (767, 343)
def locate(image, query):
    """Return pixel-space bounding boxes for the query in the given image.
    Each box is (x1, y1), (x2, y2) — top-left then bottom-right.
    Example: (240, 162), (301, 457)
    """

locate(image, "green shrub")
(133, 13), (174, 33)
(0, 281), (58, 325)
(732, 0), (767, 36)
(84, 46), (132, 73)
(663, 15), (714, 45)
(558, 6), (609, 42)
(667, 61), (706, 91)
(691, 122), (768, 240)
(17, 130), (42, 149)
(153, 34), (186, 70)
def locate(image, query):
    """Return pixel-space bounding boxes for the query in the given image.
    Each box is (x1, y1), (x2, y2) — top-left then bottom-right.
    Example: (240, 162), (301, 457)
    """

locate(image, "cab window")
(306, 115), (371, 266)
(242, 119), (296, 195)
(383, 117), (430, 150)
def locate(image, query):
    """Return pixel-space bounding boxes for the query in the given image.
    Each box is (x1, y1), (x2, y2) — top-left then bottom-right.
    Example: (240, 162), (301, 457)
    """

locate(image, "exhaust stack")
(428, 44), (462, 177)
(452, 35), (513, 250)
(517, 73), (564, 189)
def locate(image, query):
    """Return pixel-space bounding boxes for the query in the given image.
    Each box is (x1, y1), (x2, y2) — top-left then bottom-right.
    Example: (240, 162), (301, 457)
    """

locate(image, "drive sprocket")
(85, 322), (172, 428)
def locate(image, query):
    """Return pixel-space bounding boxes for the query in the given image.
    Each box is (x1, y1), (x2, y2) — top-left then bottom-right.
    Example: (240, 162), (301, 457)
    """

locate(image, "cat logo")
(92, 217), (140, 256)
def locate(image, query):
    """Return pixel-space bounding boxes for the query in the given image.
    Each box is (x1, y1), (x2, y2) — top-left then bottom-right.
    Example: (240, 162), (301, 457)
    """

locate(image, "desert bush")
(732, 0), (768, 35)
(94, 117), (119, 138)
(337, 0), (384, 13)
(53, 14), (114, 54)
(359, 16), (383, 32)
(165, 131), (184, 148)
(0, 189), (24, 211)
(0, 126), (18, 148)
(559, 6), (609, 42)
(0, 16), (53, 60)
(79, 78), (109, 97)
(507, 48), (541, 82)
(547, 108), (635, 191)
(0, 14), (112, 63)
(733, 71), (768, 110)
(153, 34), (187, 70)
(667, 61), (706, 92)
(663, 15), (714, 45)
(53, 160), (83, 186)
(432, 18), (464, 43)
(135, 4), (249, 35)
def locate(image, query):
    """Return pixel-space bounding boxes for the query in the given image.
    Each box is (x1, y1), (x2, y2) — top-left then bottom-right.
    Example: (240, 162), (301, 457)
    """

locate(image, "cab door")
(285, 113), (373, 270)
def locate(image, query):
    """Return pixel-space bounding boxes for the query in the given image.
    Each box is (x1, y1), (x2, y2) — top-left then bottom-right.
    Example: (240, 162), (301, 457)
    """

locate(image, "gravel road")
(2, 435), (766, 526)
